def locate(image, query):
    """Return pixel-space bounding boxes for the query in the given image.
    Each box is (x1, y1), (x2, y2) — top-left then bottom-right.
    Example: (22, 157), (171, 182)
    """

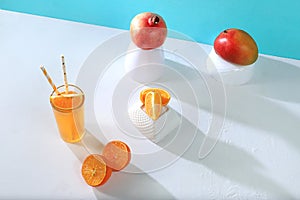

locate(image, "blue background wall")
(1, 0), (300, 59)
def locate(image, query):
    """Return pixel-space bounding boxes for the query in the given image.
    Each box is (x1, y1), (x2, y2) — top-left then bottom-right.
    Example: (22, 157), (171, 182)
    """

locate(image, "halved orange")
(102, 140), (131, 171)
(144, 91), (162, 120)
(81, 154), (112, 187)
(140, 88), (170, 106)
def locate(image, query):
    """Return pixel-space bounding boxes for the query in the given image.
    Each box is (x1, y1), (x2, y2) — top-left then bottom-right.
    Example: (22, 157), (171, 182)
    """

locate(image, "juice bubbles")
(50, 84), (85, 143)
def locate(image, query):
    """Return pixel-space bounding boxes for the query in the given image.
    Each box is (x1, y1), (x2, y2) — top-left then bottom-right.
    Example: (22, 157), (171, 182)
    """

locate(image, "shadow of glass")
(67, 129), (105, 162)
(67, 129), (174, 199)
(156, 110), (294, 198)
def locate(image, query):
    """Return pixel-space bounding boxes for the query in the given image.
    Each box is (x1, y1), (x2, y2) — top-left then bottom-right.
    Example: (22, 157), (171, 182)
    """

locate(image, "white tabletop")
(1, 9), (300, 199)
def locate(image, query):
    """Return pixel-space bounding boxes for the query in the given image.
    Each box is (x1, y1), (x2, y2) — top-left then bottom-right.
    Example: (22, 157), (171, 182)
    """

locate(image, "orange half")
(140, 88), (170, 106)
(102, 140), (131, 171)
(81, 154), (112, 187)
(144, 91), (162, 120)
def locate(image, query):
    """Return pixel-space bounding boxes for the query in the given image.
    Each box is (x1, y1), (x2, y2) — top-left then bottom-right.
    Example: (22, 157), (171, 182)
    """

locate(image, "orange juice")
(50, 84), (85, 143)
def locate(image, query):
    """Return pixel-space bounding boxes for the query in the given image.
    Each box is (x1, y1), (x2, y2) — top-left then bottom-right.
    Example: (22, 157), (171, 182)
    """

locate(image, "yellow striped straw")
(40, 65), (60, 95)
(61, 55), (69, 94)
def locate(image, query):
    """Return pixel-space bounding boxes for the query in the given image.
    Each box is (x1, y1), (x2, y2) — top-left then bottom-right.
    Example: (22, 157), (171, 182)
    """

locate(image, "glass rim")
(50, 84), (85, 112)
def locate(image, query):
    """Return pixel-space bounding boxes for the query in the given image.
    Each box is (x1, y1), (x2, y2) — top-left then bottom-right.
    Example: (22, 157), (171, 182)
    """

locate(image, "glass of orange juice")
(50, 84), (85, 143)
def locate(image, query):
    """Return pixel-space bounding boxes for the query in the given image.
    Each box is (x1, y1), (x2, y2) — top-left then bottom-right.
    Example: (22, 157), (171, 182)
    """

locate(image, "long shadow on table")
(157, 57), (299, 198)
(224, 56), (300, 150)
(67, 129), (175, 200)
(164, 57), (300, 154)
(156, 111), (294, 198)
(247, 56), (300, 103)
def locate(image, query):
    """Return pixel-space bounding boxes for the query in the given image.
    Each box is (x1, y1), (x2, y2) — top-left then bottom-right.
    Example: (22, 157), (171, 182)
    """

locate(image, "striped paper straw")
(40, 65), (60, 95)
(61, 55), (69, 93)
